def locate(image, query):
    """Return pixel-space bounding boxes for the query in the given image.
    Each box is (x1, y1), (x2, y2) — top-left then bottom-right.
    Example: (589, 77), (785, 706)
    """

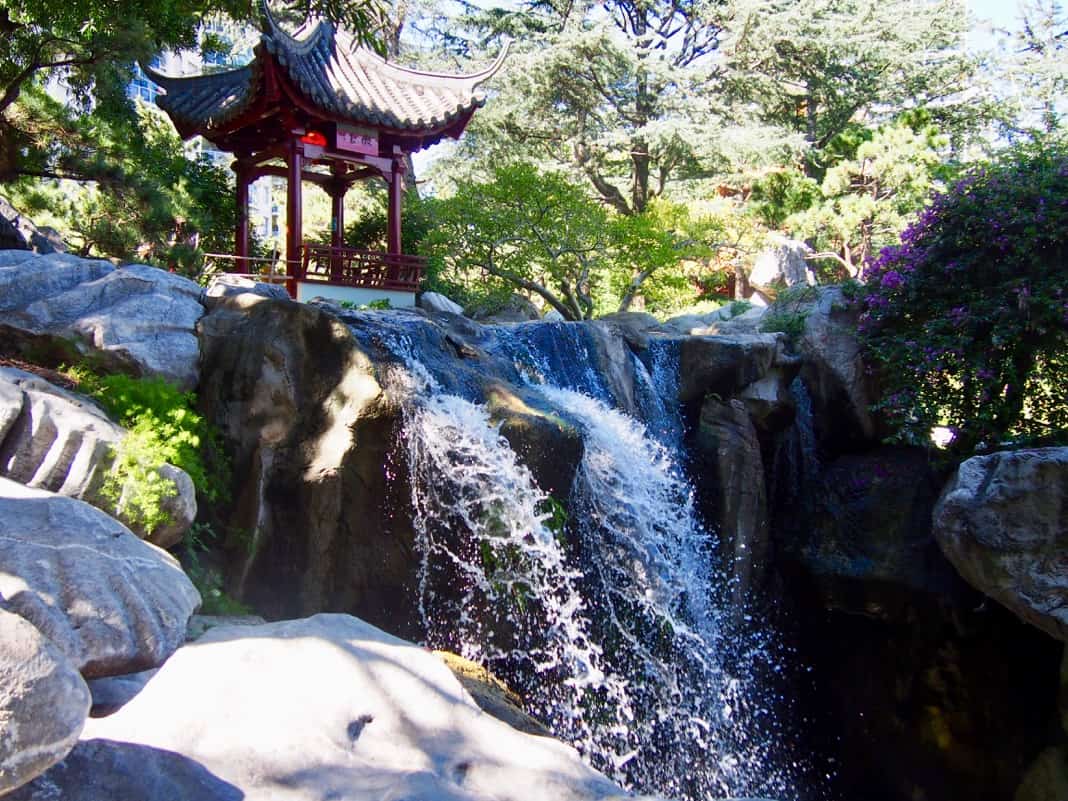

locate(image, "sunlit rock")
(0, 607), (90, 795)
(0, 479), (200, 677)
(934, 447), (1068, 641)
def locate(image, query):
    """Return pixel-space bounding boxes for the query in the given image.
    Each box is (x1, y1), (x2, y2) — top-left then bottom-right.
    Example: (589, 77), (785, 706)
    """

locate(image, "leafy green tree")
(993, 0), (1068, 137)
(786, 116), (947, 277)
(421, 163), (693, 319)
(860, 142), (1068, 455)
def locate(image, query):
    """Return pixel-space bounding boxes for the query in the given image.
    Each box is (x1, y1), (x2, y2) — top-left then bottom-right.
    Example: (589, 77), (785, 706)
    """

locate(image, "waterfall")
(350, 311), (799, 800)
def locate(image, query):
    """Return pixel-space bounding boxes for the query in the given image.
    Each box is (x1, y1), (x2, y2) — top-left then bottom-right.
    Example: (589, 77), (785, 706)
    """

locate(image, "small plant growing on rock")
(760, 285), (817, 339)
(66, 368), (230, 532)
(860, 141), (1068, 454)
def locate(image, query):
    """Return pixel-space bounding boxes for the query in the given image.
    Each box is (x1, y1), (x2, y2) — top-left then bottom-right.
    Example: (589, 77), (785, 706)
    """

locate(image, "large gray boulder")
(0, 251), (205, 390)
(934, 447), (1068, 641)
(676, 333), (787, 404)
(660, 305), (766, 337)
(0, 368), (197, 547)
(0, 479), (200, 677)
(749, 235), (814, 292)
(203, 273), (290, 304)
(16, 614), (631, 801)
(419, 290), (464, 315)
(0, 608), (90, 795)
(0, 195), (67, 253)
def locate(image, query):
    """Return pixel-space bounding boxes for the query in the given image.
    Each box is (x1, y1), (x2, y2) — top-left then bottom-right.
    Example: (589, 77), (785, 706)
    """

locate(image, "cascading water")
(350, 312), (800, 800)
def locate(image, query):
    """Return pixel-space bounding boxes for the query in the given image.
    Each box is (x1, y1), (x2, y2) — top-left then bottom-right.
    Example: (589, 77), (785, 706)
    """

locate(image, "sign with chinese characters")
(336, 124), (378, 156)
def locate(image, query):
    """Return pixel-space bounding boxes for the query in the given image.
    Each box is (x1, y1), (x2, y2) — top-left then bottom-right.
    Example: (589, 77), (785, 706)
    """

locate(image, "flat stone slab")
(21, 614), (633, 801)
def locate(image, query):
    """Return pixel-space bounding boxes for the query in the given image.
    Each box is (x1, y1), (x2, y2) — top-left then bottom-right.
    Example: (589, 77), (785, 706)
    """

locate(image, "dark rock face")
(778, 446), (966, 620)
(677, 333), (786, 403)
(791, 602), (1061, 801)
(694, 397), (770, 607)
(0, 195), (67, 253)
(786, 286), (882, 453)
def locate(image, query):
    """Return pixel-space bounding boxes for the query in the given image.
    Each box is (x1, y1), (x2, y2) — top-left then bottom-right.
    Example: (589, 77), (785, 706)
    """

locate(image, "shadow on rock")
(8, 739), (244, 801)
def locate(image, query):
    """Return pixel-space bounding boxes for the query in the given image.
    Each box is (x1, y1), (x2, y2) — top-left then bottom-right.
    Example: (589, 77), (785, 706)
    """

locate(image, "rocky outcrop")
(436, 650), (552, 737)
(203, 273), (290, 303)
(659, 304), (766, 336)
(0, 479), (200, 677)
(0, 607), (90, 795)
(197, 295), (413, 629)
(419, 290), (464, 315)
(695, 398), (770, 607)
(0, 368), (197, 547)
(0, 251), (205, 389)
(934, 447), (1068, 641)
(470, 293), (540, 323)
(677, 333), (787, 404)
(0, 196), (66, 253)
(790, 286), (879, 449)
(487, 383), (584, 499)
(15, 614), (631, 801)
(749, 236), (814, 293)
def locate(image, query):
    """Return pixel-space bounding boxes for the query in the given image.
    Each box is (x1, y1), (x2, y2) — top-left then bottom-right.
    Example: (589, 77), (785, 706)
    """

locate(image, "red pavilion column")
(387, 155), (403, 256)
(331, 162), (346, 251)
(234, 163), (249, 268)
(285, 138), (303, 299)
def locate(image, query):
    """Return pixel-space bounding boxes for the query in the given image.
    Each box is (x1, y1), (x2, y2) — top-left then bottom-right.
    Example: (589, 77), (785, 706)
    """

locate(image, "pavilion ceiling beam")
(248, 164), (336, 187)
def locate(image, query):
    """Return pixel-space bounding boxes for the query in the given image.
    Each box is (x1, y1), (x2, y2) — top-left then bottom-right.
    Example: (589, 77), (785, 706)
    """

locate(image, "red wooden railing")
(298, 244), (425, 292)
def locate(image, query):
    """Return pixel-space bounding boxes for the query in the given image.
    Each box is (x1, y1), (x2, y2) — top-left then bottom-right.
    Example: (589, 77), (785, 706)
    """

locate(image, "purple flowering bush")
(860, 143), (1068, 454)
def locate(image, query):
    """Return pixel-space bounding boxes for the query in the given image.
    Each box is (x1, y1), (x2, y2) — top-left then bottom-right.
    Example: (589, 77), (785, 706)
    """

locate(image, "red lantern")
(300, 130), (327, 147)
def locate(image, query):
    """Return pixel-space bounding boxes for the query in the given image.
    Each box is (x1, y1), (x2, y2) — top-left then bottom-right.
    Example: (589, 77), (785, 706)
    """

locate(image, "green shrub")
(68, 368), (229, 532)
(861, 141), (1068, 454)
(759, 285), (816, 339)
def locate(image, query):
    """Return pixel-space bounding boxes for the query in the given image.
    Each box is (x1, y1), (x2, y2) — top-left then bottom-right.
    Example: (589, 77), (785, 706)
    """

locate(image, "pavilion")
(147, 6), (506, 305)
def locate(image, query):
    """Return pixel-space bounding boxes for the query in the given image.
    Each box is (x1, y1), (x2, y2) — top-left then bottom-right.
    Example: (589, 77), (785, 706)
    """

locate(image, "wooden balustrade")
(299, 244), (425, 292)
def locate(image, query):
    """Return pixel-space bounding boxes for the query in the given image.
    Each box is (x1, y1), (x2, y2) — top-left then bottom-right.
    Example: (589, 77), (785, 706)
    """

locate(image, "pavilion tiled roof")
(146, 12), (507, 136)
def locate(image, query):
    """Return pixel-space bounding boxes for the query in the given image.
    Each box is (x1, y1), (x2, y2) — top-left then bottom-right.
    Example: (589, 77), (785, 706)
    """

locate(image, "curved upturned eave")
(260, 15), (506, 133)
(143, 63), (258, 137)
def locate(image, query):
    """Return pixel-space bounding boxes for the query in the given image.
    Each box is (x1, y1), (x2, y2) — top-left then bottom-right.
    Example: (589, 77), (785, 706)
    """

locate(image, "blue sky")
(968, 0), (1020, 27)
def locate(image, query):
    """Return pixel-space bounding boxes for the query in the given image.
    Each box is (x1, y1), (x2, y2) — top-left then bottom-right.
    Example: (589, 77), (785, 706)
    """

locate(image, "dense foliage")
(419, 163), (703, 319)
(7, 96), (234, 269)
(860, 142), (1068, 454)
(0, 0), (387, 266)
(69, 368), (229, 531)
